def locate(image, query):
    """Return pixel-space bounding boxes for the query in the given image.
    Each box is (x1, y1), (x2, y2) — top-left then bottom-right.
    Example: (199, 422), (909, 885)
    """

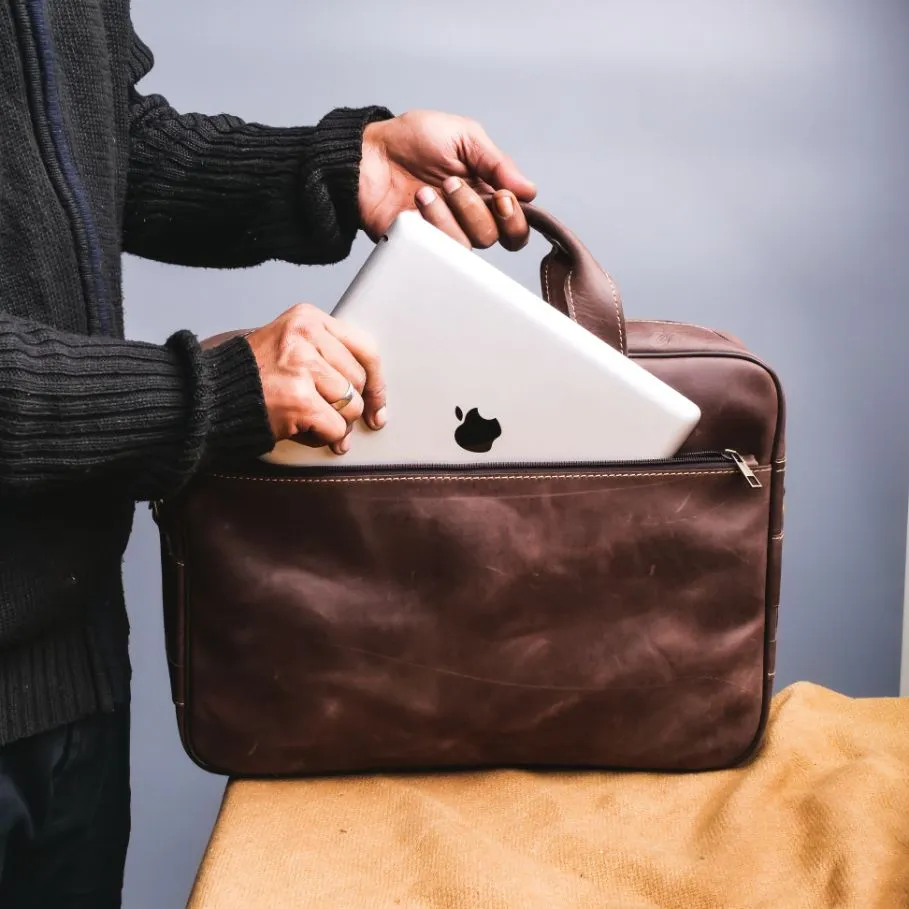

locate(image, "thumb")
(461, 129), (537, 202)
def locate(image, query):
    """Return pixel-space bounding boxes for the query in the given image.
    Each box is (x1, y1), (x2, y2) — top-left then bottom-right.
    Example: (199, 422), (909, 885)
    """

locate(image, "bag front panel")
(176, 456), (773, 776)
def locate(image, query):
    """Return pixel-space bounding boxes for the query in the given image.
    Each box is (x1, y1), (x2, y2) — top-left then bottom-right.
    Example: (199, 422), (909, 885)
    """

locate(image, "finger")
(415, 186), (471, 248)
(313, 368), (364, 456)
(291, 419), (352, 453)
(314, 329), (367, 396)
(461, 128), (537, 201)
(310, 334), (370, 454)
(315, 366), (365, 426)
(330, 424), (356, 457)
(489, 190), (530, 252)
(323, 319), (387, 431)
(290, 379), (351, 451)
(441, 177), (499, 249)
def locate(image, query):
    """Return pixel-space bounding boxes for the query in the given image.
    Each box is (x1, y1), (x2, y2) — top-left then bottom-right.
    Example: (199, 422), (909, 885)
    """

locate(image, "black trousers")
(0, 707), (130, 908)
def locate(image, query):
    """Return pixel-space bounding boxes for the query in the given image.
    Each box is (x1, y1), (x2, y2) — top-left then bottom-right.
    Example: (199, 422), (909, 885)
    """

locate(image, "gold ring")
(330, 381), (355, 411)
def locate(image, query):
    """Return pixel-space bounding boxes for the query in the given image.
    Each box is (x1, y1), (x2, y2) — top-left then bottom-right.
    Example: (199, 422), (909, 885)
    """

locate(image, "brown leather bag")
(152, 205), (785, 777)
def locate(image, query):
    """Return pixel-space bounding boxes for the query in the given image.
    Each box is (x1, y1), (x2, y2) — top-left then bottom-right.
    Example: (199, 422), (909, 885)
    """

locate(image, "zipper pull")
(723, 449), (762, 488)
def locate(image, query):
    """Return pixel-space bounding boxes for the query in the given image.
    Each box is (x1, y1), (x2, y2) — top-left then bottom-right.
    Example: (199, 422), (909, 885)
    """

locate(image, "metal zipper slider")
(723, 449), (762, 488)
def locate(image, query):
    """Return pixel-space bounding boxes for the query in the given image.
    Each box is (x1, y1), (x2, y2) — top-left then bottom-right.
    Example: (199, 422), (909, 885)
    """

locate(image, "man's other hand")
(359, 111), (537, 251)
(246, 304), (386, 456)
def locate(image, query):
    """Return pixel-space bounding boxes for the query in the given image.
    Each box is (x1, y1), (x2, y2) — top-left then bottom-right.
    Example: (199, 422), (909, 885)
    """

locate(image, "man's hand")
(246, 304), (385, 456)
(359, 110), (537, 251)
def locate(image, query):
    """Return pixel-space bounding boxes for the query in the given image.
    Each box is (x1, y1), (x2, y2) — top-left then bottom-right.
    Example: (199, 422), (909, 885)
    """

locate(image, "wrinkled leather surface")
(638, 348), (780, 462)
(161, 450), (776, 776)
(157, 206), (786, 777)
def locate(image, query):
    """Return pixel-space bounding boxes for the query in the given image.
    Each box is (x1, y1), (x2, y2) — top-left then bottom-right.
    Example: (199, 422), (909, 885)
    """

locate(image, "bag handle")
(521, 203), (627, 355)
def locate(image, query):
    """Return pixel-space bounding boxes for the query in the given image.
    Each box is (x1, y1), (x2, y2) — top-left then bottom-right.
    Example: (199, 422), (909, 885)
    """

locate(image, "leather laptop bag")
(152, 205), (786, 777)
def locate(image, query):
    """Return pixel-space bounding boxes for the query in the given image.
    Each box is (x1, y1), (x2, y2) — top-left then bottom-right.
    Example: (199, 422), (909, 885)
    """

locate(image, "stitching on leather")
(603, 270), (624, 352)
(542, 258), (552, 305)
(771, 532), (783, 541)
(564, 268), (578, 320)
(766, 671), (776, 679)
(208, 466), (772, 486)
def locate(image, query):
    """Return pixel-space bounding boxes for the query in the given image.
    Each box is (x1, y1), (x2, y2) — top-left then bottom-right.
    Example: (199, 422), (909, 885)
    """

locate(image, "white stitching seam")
(564, 268), (578, 320)
(603, 270), (624, 352)
(208, 466), (772, 486)
(542, 258), (552, 305)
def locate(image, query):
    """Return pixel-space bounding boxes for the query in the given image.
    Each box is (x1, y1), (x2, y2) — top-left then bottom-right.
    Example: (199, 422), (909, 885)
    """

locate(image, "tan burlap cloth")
(188, 682), (909, 908)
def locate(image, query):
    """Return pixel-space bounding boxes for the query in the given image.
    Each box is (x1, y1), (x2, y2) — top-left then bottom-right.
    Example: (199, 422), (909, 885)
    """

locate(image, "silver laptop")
(261, 212), (700, 468)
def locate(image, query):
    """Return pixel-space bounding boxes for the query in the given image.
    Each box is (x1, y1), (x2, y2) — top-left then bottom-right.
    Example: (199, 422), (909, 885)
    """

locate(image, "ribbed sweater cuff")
(125, 100), (393, 268)
(199, 335), (275, 460)
(297, 106), (394, 260)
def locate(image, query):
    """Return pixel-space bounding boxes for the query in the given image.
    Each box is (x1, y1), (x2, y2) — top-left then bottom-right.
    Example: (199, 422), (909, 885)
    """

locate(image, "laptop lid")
(261, 212), (700, 468)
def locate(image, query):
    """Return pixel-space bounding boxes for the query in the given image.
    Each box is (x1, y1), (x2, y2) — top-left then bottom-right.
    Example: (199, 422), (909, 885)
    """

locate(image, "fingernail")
(494, 194), (514, 219)
(371, 406), (387, 430)
(416, 186), (436, 206)
(442, 176), (463, 195)
(333, 437), (351, 456)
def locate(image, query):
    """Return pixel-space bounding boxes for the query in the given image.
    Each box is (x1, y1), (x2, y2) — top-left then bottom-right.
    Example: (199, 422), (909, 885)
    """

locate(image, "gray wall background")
(121, 2), (909, 906)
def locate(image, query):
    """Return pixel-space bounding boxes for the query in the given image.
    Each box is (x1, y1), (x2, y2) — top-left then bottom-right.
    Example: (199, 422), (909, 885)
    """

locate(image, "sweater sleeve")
(0, 314), (275, 501)
(123, 29), (393, 268)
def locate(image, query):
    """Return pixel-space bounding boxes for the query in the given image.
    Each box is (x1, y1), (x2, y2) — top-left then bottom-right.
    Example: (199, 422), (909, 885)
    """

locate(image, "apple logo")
(454, 406), (502, 453)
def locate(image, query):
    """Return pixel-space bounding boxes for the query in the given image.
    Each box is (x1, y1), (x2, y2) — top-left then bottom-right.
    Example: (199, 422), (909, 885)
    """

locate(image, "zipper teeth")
(258, 450), (736, 478)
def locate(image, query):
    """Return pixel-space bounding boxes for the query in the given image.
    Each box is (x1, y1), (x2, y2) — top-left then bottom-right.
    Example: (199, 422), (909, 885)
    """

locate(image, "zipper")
(255, 449), (763, 488)
(149, 448), (761, 548)
(720, 449), (762, 488)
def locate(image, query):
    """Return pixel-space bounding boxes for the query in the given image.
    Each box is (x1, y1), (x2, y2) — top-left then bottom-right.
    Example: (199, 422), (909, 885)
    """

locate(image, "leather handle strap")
(520, 203), (627, 355)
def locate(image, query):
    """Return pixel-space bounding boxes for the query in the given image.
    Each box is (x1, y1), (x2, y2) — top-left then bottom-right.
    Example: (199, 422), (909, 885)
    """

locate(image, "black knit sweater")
(0, 0), (391, 745)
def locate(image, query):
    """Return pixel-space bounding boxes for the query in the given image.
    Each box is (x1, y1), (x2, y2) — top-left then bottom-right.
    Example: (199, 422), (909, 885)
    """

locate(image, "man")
(0, 3), (536, 905)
